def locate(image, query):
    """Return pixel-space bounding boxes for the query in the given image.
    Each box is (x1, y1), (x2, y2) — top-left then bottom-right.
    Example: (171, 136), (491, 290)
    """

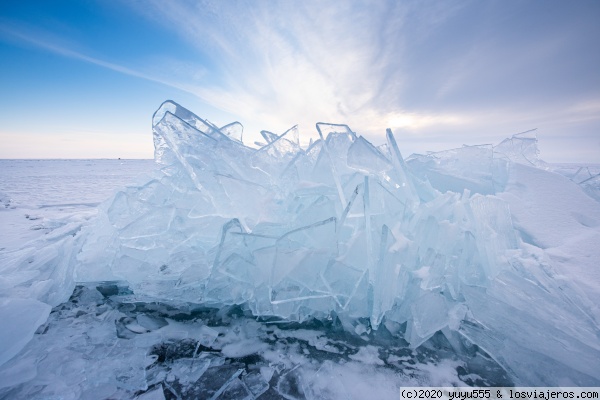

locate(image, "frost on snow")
(2, 101), (600, 387)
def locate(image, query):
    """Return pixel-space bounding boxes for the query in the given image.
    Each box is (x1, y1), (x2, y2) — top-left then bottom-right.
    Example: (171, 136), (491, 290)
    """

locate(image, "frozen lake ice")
(1, 102), (599, 398)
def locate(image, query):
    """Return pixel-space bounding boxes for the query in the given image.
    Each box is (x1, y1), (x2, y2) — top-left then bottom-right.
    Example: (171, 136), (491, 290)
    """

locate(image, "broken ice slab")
(315, 122), (356, 141)
(168, 358), (211, 387)
(252, 125), (302, 180)
(211, 220), (278, 274)
(214, 372), (251, 399)
(320, 260), (366, 309)
(290, 194), (337, 229)
(454, 231), (487, 287)
(493, 129), (546, 168)
(271, 217), (337, 285)
(137, 314), (168, 331)
(195, 325), (219, 349)
(461, 283), (600, 385)
(152, 110), (218, 186)
(0, 298), (51, 366)
(256, 125), (300, 157)
(153, 100), (236, 144)
(118, 208), (175, 240)
(205, 253), (256, 304)
(212, 219), (245, 267)
(370, 225), (402, 329)
(136, 386), (166, 400)
(314, 123), (359, 206)
(0, 225), (81, 309)
(386, 128), (421, 204)
(284, 138), (324, 184)
(242, 371), (270, 397)
(407, 144), (497, 195)
(367, 178), (410, 219)
(153, 107), (263, 203)
(568, 165), (600, 187)
(405, 291), (450, 348)
(270, 218), (337, 305)
(468, 194), (518, 278)
(190, 366), (244, 400)
(276, 365), (310, 400)
(219, 121), (243, 143)
(347, 136), (393, 174)
(207, 221), (282, 306)
(260, 130), (279, 144)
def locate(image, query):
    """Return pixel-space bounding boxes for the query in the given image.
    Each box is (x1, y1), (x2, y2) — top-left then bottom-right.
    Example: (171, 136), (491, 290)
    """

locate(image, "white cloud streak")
(1, 24), (156, 83)
(0, 21), (227, 113)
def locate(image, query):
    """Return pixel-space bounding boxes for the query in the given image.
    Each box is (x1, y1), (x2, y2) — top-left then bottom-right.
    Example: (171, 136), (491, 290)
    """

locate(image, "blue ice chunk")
(407, 144), (496, 195)
(153, 100), (226, 141)
(386, 128), (422, 206)
(252, 125), (302, 179)
(206, 253), (255, 304)
(461, 282), (600, 385)
(321, 260), (365, 309)
(315, 123), (357, 206)
(493, 129), (543, 167)
(456, 231), (487, 287)
(371, 224), (401, 329)
(406, 291), (449, 347)
(152, 111), (218, 189)
(0, 298), (51, 366)
(468, 195), (518, 278)
(270, 218), (337, 308)
(220, 121), (243, 143)
(315, 122), (356, 141)
(347, 136), (393, 174)
(260, 130), (279, 144)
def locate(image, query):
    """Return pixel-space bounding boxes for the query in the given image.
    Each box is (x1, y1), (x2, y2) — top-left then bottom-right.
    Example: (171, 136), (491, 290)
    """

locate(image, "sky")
(0, 0), (599, 162)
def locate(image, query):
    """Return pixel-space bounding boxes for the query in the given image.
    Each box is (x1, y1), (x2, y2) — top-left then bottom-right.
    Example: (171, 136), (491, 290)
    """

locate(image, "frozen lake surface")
(0, 103), (599, 399)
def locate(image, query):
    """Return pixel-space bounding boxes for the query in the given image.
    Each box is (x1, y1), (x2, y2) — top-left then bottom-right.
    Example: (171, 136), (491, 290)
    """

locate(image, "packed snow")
(0, 101), (599, 398)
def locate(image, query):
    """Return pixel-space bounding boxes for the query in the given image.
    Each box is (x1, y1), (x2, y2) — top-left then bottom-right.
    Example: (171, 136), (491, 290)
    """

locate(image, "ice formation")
(2, 100), (599, 388)
(70, 101), (600, 385)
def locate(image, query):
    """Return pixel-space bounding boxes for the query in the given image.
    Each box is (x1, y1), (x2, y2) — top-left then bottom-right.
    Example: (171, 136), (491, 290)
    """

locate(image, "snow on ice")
(1, 101), (600, 397)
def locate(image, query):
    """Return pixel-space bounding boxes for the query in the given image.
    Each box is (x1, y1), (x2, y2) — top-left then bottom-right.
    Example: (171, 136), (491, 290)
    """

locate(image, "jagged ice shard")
(3, 101), (599, 388)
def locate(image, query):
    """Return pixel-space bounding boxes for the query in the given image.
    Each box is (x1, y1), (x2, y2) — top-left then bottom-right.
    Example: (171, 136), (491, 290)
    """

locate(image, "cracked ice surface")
(1, 284), (506, 399)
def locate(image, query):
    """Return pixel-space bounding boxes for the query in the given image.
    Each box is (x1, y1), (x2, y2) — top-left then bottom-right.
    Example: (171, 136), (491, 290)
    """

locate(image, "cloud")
(0, 21), (210, 104)
(124, 0), (594, 143)
(120, 0), (472, 136)
(1, 23), (140, 79)
(3, 0), (598, 161)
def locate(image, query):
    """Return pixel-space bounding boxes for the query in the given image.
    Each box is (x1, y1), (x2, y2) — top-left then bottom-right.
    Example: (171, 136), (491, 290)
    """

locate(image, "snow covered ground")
(0, 122), (599, 398)
(0, 160), (154, 253)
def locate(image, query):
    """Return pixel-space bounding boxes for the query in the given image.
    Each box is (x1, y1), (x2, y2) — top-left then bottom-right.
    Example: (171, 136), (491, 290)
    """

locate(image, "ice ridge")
(35, 101), (600, 384)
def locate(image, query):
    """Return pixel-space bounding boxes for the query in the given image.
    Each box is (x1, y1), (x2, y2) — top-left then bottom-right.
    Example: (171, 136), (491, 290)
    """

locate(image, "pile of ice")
(2, 101), (599, 386)
(74, 101), (600, 384)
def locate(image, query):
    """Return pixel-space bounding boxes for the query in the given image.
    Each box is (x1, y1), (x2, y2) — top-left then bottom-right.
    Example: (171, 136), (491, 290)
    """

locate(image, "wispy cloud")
(0, 21), (217, 107)
(3, 0), (598, 160)
(1, 23), (150, 82)
(120, 0), (476, 137)
(123, 0), (600, 141)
